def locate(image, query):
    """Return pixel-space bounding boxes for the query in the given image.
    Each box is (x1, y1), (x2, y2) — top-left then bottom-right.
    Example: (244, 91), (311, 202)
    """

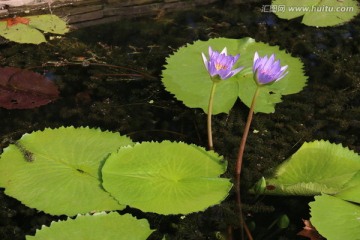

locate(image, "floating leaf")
(272, 0), (360, 27)
(161, 37), (307, 114)
(0, 22), (45, 44)
(0, 67), (59, 109)
(310, 194), (360, 240)
(102, 141), (232, 215)
(28, 15), (69, 34)
(0, 14), (69, 44)
(3, 16), (30, 27)
(26, 212), (153, 240)
(0, 126), (133, 216)
(262, 140), (360, 196)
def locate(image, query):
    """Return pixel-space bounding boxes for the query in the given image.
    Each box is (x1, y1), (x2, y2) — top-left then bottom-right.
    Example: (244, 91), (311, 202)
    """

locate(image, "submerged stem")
(235, 173), (254, 240)
(207, 82), (218, 150)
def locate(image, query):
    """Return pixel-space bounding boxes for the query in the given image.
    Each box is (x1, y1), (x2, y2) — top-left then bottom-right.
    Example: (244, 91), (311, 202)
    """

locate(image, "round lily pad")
(26, 212), (153, 240)
(0, 126), (133, 216)
(161, 37), (307, 114)
(102, 141), (232, 215)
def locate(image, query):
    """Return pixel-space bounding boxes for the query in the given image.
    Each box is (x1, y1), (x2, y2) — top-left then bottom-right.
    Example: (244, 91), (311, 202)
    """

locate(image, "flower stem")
(207, 82), (217, 150)
(235, 86), (260, 176)
(234, 86), (259, 240)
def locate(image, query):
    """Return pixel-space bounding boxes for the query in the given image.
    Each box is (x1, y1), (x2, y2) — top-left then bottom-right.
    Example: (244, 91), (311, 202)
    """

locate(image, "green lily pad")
(310, 194), (360, 240)
(334, 171), (360, 204)
(0, 14), (69, 44)
(26, 212), (153, 240)
(28, 15), (69, 34)
(102, 141), (232, 215)
(0, 126), (133, 216)
(0, 22), (46, 44)
(263, 140), (360, 196)
(272, 0), (360, 27)
(161, 37), (307, 114)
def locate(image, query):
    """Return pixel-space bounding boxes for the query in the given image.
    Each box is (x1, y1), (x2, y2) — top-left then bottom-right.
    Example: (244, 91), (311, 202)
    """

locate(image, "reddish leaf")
(266, 185), (276, 190)
(1, 16), (30, 27)
(297, 219), (325, 240)
(0, 67), (59, 109)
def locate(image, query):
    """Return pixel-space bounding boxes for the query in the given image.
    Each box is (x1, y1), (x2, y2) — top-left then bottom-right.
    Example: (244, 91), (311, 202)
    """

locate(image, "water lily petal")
(220, 47), (228, 55)
(202, 46), (243, 80)
(202, 53), (209, 70)
(253, 52), (288, 85)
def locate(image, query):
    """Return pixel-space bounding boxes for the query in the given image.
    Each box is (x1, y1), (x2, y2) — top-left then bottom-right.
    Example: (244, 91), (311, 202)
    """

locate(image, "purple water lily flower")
(202, 46), (244, 80)
(253, 52), (288, 85)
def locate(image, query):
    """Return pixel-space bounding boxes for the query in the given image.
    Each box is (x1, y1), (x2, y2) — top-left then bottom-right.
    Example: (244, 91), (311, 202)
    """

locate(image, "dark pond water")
(0, 1), (359, 239)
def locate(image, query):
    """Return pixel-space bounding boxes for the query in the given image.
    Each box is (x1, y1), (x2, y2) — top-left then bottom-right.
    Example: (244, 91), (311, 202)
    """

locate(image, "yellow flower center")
(215, 62), (228, 71)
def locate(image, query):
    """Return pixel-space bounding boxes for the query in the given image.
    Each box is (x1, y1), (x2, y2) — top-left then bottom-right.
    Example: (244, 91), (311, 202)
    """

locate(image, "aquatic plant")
(0, 14), (69, 44)
(162, 37), (307, 239)
(201, 46), (243, 80)
(102, 141), (232, 215)
(26, 212), (153, 240)
(0, 126), (232, 238)
(252, 52), (288, 85)
(161, 37), (307, 115)
(0, 127), (132, 215)
(271, 0), (360, 27)
(236, 52), (289, 176)
(201, 46), (243, 149)
(255, 140), (360, 239)
(0, 67), (59, 109)
(233, 51), (290, 239)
